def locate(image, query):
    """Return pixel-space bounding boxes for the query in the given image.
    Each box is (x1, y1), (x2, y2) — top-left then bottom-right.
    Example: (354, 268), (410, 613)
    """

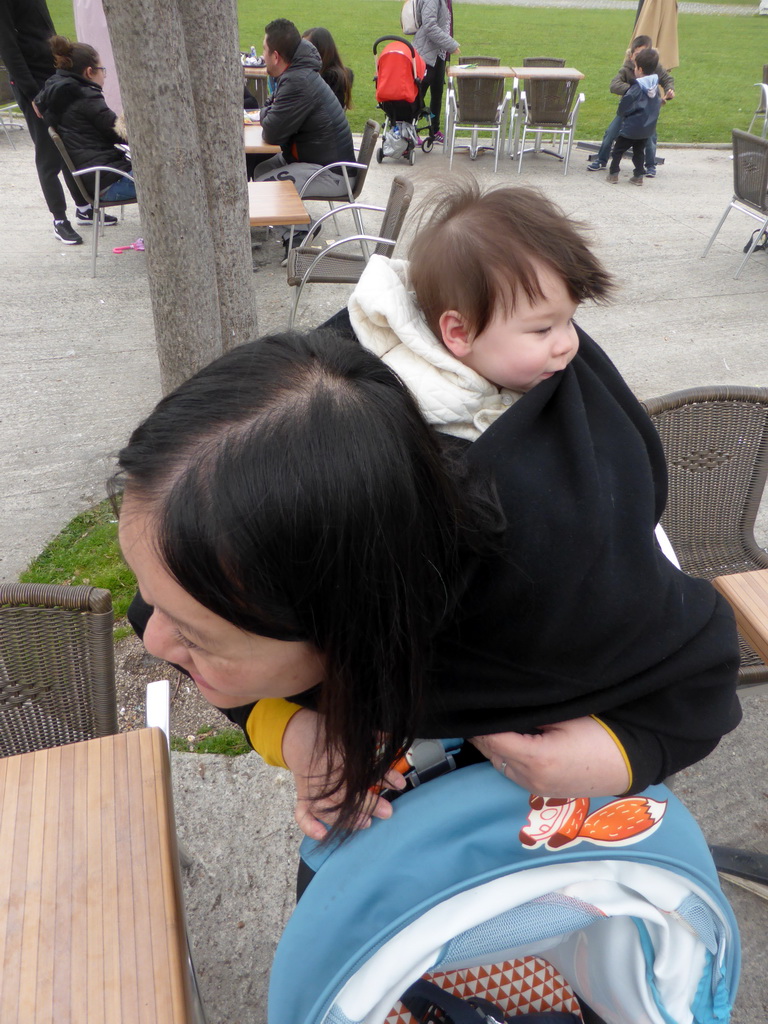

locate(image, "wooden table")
(248, 180), (310, 228)
(243, 64), (269, 106)
(448, 64), (515, 79)
(244, 123), (281, 155)
(713, 569), (768, 666)
(0, 728), (200, 1023)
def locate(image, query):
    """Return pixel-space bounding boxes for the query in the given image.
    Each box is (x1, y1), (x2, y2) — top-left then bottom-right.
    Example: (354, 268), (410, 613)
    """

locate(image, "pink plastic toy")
(113, 238), (145, 254)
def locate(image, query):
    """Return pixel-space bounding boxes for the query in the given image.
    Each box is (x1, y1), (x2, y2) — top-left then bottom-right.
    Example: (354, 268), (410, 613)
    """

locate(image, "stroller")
(373, 36), (435, 165)
(269, 761), (740, 1024)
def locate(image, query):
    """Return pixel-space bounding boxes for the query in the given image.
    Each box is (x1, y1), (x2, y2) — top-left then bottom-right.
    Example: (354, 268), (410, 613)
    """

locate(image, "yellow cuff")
(590, 715), (633, 794)
(245, 699), (304, 768)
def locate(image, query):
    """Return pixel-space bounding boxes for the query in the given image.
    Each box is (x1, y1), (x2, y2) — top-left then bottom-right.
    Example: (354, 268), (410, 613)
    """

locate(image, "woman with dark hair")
(35, 35), (135, 203)
(116, 328), (501, 840)
(302, 27), (353, 110)
(116, 320), (740, 847)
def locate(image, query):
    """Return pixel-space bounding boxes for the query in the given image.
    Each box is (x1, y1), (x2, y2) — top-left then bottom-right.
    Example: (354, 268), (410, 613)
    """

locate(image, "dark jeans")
(597, 114), (657, 170)
(423, 55), (446, 133)
(12, 84), (83, 220)
(609, 134), (646, 177)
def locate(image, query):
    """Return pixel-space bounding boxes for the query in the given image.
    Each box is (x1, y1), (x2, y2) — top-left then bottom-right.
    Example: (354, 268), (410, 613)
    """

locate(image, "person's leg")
(12, 85), (68, 220)
(100, 175), (137, 202)
(607, 135), (630, 178)
(255, 159), (347, 198)
(428, 55), (446, 136)
(645, 131), (657, 176)
(252, 153), (289, 180)
(590, 115), (621, 169)
(629, 139), (645, 182)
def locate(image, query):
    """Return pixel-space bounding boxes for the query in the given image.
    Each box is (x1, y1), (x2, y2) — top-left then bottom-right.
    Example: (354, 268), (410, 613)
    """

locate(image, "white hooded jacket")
(348, 255), (522, 441)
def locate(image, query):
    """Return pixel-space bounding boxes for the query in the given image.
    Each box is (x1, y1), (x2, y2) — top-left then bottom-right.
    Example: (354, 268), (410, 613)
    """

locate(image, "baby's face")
(460, 263), (579, 393)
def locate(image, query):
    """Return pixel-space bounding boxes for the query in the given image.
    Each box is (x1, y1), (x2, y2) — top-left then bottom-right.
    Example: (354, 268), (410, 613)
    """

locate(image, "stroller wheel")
(376, 146), (384, 164)
(408, 146), (416, 166)
(422, 136), (434, 154)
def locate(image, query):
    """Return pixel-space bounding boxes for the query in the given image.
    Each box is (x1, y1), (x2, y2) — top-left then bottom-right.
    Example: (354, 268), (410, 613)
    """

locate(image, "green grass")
(171, 728), (251, 755)
(19, 499), (136, 636)
(47, 0), (768, 142)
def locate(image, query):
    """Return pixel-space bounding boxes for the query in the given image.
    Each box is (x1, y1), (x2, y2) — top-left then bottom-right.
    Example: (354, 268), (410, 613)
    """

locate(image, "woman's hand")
(281, 708), (406, 840)
(471, 717), (630, 798)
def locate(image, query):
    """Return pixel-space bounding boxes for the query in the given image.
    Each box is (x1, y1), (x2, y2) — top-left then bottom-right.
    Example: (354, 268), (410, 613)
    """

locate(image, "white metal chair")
(747, 64), (768, 137)
(701, 128), (768, 278)
(445, 75), (510, 171)
(48, 126), (137, 277)
(515, 78), (584, 175)
(286, 175), (413, 327)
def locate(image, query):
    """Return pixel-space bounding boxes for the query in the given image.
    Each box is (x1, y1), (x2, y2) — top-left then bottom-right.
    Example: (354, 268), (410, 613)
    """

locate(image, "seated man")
(254, 18), (355, 197)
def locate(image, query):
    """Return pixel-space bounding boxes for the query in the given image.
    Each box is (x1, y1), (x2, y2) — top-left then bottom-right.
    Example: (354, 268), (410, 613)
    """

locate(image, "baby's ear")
(439, 310), (473, 358)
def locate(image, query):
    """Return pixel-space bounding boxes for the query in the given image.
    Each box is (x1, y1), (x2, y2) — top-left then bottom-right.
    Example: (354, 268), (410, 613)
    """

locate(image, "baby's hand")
(282, 709), (406, 839)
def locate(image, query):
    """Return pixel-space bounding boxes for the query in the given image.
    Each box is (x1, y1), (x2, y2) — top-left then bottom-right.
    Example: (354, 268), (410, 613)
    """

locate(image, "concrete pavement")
(2, 125), (768, 1022)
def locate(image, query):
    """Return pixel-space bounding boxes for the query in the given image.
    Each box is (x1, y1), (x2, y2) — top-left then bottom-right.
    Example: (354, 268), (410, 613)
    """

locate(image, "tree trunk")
(102, 0), (257, 394)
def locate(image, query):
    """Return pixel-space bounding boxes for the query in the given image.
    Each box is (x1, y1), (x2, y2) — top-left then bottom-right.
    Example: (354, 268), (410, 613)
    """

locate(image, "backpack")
(400, 0), (422, 35)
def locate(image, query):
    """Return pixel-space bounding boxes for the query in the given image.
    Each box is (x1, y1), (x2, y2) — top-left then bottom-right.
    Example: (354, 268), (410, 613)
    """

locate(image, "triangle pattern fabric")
(384, 957), (582, 1022)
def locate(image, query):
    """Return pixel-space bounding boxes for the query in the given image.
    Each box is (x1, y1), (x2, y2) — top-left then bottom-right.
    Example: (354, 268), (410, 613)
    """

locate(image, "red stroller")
(373, 36), (434, 164)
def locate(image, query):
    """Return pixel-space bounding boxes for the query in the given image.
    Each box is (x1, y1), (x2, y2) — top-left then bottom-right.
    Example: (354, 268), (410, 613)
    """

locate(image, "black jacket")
(34, 69), (131, 190)
(128, 318), (742, 793)
(617, 76), (662, 140)
(0, 0), (56, 101)
(261, 39), (354, 167)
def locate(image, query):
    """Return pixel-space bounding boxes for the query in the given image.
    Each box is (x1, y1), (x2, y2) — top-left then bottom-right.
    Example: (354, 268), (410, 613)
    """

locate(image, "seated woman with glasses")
(34, 36), (135, 205)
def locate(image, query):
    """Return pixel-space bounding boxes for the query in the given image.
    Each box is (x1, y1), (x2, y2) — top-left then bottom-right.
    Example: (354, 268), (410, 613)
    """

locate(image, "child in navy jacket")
(607, 48), (662, 186)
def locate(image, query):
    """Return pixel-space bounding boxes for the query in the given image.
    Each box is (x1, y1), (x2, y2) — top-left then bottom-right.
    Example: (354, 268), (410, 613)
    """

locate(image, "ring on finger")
(499, 760), (507, 774)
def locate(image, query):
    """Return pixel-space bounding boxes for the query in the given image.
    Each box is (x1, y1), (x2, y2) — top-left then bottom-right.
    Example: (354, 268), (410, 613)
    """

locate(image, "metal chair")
(287, 175), (413, 327)
(641, 386), (768, 690)
(701, 129), (768, 278)
(0, 583), (118, 757)
(48, 126), (137, 277)
(446, 74), (510, 171)
(746, 64), (768, 137)
(291, 119), (381, 249)
(515, 78), (584, 175)
(0, 61), (23, 149)
(522, 57), (566, 67)
(459, 56), (500, 66)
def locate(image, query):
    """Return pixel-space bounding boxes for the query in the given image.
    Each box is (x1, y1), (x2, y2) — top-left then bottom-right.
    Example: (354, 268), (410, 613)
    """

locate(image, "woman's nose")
(144, 611), (187, 666)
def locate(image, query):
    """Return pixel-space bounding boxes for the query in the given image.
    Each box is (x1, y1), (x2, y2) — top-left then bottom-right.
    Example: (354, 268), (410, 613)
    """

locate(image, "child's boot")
(629, 175), (644, 186)
(606, 172), (619, 183)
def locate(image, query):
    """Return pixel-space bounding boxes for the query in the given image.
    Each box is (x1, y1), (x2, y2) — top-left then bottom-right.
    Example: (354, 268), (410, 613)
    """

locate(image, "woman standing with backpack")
(413, 0), (459, 143)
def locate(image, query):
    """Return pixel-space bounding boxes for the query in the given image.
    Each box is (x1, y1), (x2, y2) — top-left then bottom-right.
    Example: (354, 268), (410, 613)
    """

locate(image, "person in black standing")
(0, 0), (117, 243)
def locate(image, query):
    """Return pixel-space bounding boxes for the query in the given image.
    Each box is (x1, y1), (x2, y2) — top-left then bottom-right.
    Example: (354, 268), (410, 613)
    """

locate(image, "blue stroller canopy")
(269, 764), (739, 1024)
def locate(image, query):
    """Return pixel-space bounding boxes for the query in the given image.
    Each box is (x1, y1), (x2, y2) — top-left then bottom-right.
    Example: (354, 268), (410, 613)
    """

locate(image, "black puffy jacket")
(34, 69), (131, 190)
(261, 39), (354, 167)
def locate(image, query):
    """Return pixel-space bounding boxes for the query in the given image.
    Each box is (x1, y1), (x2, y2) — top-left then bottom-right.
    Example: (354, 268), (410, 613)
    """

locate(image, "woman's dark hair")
(303, 27), (353, 109)
(50, 35), (99, 77)
(112, 330), (500, 839)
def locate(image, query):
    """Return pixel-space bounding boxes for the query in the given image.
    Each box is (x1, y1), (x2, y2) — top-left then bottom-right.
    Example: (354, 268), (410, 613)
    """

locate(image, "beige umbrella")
(632, 0), (679, 71)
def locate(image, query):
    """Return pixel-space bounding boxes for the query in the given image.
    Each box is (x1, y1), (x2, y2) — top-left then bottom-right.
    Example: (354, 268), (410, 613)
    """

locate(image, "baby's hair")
(630, 34), (652, 51)
(408, 178), (613, 339)
(49, 35), (99, 77)
(634, 47), (659, 77)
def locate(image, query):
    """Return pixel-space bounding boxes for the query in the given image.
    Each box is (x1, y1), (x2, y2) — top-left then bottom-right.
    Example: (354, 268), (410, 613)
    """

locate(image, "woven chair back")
(526, 77), (577, 126)
(351, 119), (381, 200)
(455, 75), (505, 124)
(0, 584), (117, 757)
(732, 129), (768, 211)
(522, 57), (565, 67)
(459, 56), (500, 66)
(375, 175), (413, 257)
(642, 386), (768, 683)
(48, 126), (96, 206)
